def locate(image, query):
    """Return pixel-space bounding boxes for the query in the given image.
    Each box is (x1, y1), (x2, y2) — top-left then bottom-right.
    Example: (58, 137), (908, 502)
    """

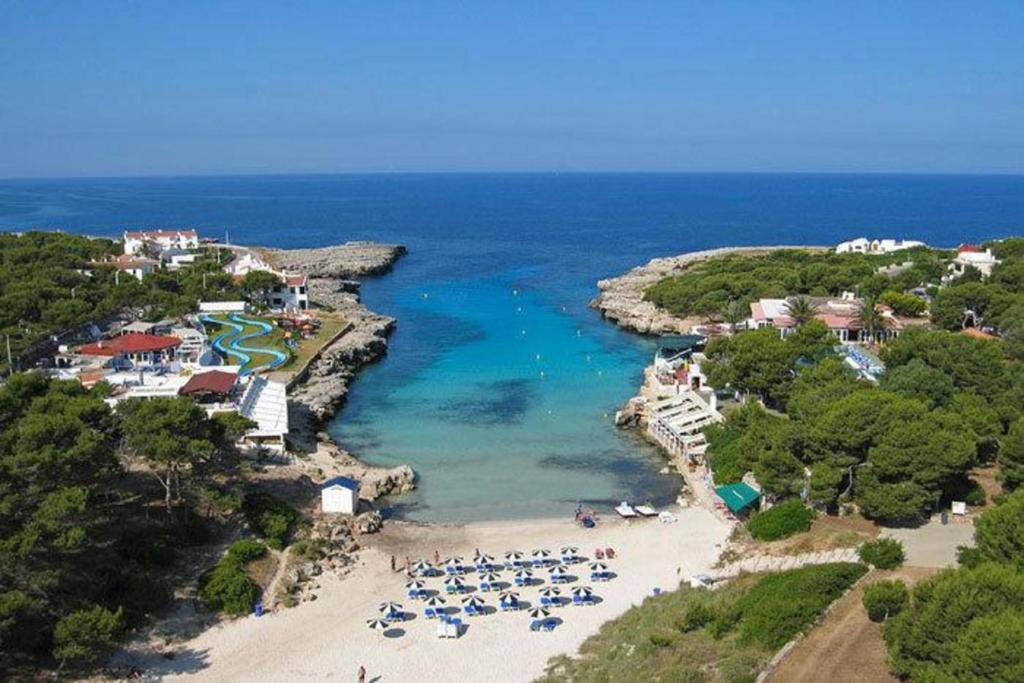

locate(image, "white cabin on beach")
(321, 476), (360, 515)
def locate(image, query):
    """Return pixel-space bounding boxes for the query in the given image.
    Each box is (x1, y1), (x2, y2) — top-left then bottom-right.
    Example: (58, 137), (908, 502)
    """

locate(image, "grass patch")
(540, 562), (866, 682)
(747, 500), (814, 541)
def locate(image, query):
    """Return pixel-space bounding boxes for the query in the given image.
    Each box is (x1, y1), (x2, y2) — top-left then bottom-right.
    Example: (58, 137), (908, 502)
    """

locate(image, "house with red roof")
(749, 296), (904, 344)
(948, 244), (1000, 280)
(78, 333), (182, 370)
(123, 229), (199, 256)
(269, 273), (309, 311)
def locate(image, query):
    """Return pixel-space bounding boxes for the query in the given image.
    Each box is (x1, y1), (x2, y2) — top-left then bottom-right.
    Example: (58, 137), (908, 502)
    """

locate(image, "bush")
(676, 602), (716, 633)
(747, 500), (814, 541)
(228, 539), (267, 563)
(735, 562), (868, 649)
(200, 552), (262, 617)
(648, 631), (675, 648)
(52, 606), (124, 667)
(243, 491), (301, 550)
(858, 538), (905, 569)
(862, 580), (908, 621)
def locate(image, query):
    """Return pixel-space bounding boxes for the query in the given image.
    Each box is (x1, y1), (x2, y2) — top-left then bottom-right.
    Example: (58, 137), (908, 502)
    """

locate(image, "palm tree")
(784, 295), (819, 326)
(856, 296), (888, 343)
(720, 300), (748, 331)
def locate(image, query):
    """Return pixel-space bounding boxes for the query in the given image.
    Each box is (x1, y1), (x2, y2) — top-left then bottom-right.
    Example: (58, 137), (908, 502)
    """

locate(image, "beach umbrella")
(540, 587), (561, 596)
(505, 550), (524, 560)
(514, 569), (533, 578)
(528, 607), (550, 618)
(531, 549), (551, 558)
(498, 590), (520, 601)
(474, 552), (495, 563)
(366, 618), (390, 633)
(405, 579), (425, 589)
(589, 562), (608, 571)
(560, 545), (578, 555)
(444, 556), (464, 567)
(444, 576), (465, 586)
(549, 566), (568, 576)
(412, 559), (432, 573)
(425, 596), (446, 606)
(378, 601), (403, 615)
(572, 586), (593, 596)
(479, 571), (501, 582)
(461, 595), (485, 608)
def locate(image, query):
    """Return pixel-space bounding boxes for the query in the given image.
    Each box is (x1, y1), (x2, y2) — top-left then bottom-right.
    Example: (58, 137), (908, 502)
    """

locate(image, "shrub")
(243, 491), (301, 550)
(200, 552), (262, 617)
(52, 606), (124, 667)
(862, 580), (908, 621)
(648, 631), (675, 648)
(676, 602), (715, 633)
(228, 539), (267, 563)
(858, 538), (905, 569)
(736, 562), (868, 649)
(747, 500), (814, 541)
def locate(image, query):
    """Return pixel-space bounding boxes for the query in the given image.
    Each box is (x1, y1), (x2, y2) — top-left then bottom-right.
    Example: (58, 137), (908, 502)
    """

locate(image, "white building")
(124, 229), (199, 256)
(269, 274), (309, 311)
(225, 251), (275, 277)
(948, 244), (1000, 280)
(111, 254), (158, 281)
(835, 237), (927, 254)
(320, 476), (360, 514)
(161, 248), (198, 270)
(238, 376), (289, 454)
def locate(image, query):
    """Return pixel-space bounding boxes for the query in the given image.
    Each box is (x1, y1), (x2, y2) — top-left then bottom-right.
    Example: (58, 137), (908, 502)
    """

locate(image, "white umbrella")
(514, 569), (533, 578)
(444, 557), (464, 567)
(378, 601), (403, 614)
(572, 586), (593, 596)
(498, 590), (520, 600)
(560, 545), (578, 555)
(529, 607), (550, 618)
(461, 595), (485, 608)
(540, 586), (561, 596)
(405, 579), (425, 589)
(531, 549), (551, 558)
(589, 562), (608, 571)
(366, 618), (390, 633)
(479, 571), (501, 582)
(549, 566), (568, 575)
(425, 596), (447, 606)
(475, 552), (495, 562)
(444, 576), (465, 586)
(412, 559), (433, 574)
(505, 550), (524, 560)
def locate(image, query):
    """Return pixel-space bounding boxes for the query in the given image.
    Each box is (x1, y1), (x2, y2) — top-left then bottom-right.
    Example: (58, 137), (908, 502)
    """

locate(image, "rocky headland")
(591, 245), (827, 335)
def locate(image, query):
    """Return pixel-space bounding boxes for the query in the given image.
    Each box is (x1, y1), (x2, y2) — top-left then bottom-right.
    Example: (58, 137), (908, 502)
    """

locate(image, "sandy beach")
(126, 505), (730, 682)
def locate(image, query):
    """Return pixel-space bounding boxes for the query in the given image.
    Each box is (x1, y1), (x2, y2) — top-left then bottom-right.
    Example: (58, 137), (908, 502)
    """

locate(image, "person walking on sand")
(358, 665), (366, 683)
(390, 555), (396, 572)
(434, 549), (441, 564)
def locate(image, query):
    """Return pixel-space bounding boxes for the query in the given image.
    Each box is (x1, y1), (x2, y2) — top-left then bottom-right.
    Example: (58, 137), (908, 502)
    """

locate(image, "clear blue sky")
(1, 1), (1022, 177)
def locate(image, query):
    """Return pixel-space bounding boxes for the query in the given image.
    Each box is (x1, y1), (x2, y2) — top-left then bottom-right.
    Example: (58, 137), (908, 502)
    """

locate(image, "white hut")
(321, 476), (360, 515)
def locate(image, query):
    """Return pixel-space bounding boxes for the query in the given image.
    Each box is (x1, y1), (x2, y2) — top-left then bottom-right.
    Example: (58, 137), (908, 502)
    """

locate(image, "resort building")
(78, 333), (182, 370)
(321, 476), (360, 515)
(161, 247), (198, 270)
(225, 250), (276, 277)
(947, 244), (1000, 280)
(238, 376), (289, 454)
(106, 254), (158, 281)
(269, 274), (309, 311)
(123, 229), (199, 255)
(170, 326), (208, 361)
(749, 296), (904, 343)
(835, 237), (926, 254)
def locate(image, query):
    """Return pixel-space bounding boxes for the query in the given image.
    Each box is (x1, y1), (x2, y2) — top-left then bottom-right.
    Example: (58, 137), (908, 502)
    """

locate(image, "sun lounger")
(543, 618), (557, 631)
(425, 607), (437, 619)
(635, 504), (658, 517)
(540, 596), (552, 607)
(464, 605), (477, 617)
(407, 590), (418, 599)
(572, 595), (583, 606)
(614, 502), (638, 518)
(530, 620), (542, 632)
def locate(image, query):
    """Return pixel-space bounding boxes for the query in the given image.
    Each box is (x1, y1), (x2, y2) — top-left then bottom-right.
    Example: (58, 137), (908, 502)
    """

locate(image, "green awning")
(715, 483), (760, 513)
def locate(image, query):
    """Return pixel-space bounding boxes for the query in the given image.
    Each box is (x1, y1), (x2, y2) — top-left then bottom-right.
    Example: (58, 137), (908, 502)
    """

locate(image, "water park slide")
(199, 313), (289, 375)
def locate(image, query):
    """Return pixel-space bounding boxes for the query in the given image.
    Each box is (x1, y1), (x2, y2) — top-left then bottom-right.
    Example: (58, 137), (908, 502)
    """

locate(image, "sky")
(1, 1), (1022, 178)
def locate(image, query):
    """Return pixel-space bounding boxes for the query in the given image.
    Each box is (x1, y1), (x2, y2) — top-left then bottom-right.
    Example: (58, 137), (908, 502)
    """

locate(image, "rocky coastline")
(263, 241), (416, 498)
(591, 245), (827, 335)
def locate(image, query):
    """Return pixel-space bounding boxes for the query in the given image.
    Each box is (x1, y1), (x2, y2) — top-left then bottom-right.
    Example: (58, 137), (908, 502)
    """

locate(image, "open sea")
(2, 173), (1023, 521)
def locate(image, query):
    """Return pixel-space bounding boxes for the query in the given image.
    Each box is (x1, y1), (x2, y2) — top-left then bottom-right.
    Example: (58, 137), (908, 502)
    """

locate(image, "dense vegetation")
(884, 490), (1024, 681)
(857, 538), (905, 570)
(542, 563), (866, 682)
(0, 374), (261, 674)
(705, 324), (1021, 522)
(0, 231), (288, 373)
(644, 247), (945, 320)
(746, 500), (814, 541)
(861, 580), (908, 622)
(200, 540), (267, 617)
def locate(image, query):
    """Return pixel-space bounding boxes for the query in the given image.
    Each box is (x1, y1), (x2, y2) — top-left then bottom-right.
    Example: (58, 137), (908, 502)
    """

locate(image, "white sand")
(131, 506), (730, 682)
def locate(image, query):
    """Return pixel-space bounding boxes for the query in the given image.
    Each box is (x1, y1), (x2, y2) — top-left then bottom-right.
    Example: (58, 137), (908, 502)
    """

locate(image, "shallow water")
(3, 173), (1023, 520)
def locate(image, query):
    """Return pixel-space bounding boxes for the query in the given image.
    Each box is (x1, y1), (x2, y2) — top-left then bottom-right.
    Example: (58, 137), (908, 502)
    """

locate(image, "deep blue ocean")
(2, 173), (1023, 521)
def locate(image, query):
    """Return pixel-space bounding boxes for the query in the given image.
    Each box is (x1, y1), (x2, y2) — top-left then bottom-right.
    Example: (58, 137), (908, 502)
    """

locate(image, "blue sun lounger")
(543, 618), (557, 632)
(530, 619), (542, 632)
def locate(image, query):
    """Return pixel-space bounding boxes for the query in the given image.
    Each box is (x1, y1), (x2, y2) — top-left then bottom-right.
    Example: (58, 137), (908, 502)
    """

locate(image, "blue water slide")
(199, 313), (288, 376)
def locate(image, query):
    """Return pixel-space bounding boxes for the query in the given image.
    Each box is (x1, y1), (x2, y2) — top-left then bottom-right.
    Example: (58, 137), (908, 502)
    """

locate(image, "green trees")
(878, 290), (927, 317)
(704, 328), (793, 404)
(747, 500), (814, 541)
(857, 538), (905, 569)
(879, 358), (954, 408)
(855, 296), (887, 342)
(241, 269), (283, 309)
(1000, 419), (1024, 491)
(961, 489), (1024, 569)
(783, 295), (818, 326)
(52, 606), (124, 668)
(861, 580), (907, 621)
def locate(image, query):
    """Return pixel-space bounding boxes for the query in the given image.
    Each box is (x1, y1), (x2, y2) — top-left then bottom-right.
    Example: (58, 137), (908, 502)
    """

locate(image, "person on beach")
(390, 555), (396, 572)
(358, 665), (366, 683)
(434, 549), (440, 564)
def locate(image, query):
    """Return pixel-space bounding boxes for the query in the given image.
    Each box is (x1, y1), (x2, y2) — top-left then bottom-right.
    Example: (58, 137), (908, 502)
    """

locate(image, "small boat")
(614, 501), (637, 518)
(635, 504), (658, 517)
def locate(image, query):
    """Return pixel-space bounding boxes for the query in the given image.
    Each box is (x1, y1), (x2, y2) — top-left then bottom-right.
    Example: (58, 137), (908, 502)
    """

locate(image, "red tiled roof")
(285, 275), (306, 287)
(79, 333), (181, 356)
(957, 243), (982, 253)
(179, 370), (237, 395)
(818, 314), (860, 330)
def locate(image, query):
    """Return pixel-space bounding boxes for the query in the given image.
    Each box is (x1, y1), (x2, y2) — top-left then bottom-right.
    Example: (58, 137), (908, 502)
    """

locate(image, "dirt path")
(263, 546), (292, 611)
(767, 567), (937, 683)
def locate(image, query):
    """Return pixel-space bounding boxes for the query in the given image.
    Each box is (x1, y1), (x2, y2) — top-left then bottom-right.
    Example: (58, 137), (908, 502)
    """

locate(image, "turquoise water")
(334, 276), (677, 521)
(3, 173), (1023, 521)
